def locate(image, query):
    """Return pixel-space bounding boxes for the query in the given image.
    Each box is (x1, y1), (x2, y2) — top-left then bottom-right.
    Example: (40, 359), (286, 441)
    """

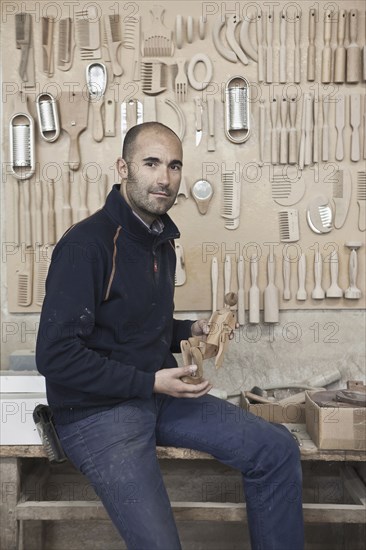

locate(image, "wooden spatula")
(59, 91), (88, 171)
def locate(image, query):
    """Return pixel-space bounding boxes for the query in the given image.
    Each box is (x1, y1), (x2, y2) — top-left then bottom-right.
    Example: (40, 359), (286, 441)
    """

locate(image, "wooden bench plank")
(14, 500), (366, 524)
(1, 443), (366, 462)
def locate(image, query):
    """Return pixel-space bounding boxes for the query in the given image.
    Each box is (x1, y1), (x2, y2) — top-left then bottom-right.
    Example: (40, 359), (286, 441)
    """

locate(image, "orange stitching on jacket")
(104, 226), (122, 301)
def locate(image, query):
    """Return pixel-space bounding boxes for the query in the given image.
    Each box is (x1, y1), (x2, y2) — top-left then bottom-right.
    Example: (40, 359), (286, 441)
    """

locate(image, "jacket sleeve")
(170, 319), (193, 353)
(36, 240), (155, 399)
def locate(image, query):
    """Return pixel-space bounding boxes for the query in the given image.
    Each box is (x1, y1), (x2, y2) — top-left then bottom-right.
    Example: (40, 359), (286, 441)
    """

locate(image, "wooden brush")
(357, 171), (366, 231)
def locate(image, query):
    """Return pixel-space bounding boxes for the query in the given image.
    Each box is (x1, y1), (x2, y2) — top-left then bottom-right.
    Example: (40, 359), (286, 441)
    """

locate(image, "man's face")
(118, 129), (183, 225)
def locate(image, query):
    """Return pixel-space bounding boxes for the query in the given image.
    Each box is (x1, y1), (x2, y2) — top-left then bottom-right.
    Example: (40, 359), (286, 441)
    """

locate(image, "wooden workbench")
(1, 425), (365, 550)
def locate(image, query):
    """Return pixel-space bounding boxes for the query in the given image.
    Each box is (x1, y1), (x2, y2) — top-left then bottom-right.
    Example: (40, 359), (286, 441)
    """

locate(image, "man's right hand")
(153, 366), (212, 398)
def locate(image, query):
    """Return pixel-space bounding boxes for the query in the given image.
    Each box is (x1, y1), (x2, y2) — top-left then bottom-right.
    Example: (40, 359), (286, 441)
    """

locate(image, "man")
(36, 122), (304, 550)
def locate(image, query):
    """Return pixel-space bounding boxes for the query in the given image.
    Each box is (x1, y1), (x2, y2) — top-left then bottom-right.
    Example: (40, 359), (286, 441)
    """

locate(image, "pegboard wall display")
(1, 1), (365, 321)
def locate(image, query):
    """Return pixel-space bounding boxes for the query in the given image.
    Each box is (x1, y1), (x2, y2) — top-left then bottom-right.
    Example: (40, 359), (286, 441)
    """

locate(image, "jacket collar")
(103, 184), (180, 243)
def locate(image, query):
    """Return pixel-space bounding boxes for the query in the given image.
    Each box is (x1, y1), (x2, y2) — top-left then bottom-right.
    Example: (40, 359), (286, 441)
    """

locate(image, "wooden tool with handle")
(288, 96), (297, 164)
(311, 251), (325, 300)
(224, 255), (231, 307)
(60, 92), (88, 171)
(257, 10), (264, 82)
(280, 98), (288, 164)
(279, 9), (287, 83)
(296, 253), (307, 301)
(294, 12), (301, 83)
(266, 9), (273, 83)
(249, 255), (260, 324)
(237, 256), (245, 326)
(345, 243), (362, 299)
(307, 9), (316, 81)
(350, 94), (361, 162)
(270, 97), (279, 164)
(334, 9), (346, 83)
(264, 252), (279, 323)
(283, 255), (291, 300)
(322, 96), (329, 162)
(346, 9), (360, 83)
(335, 95), (345, 161)
(326, 250), (343, 298)
(207, 96), (215, 152)
(211, 256), (218, 314)
(321, 10), (332, 83)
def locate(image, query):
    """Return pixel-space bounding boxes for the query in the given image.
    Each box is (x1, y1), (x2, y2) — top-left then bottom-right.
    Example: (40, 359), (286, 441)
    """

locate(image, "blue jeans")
(56, 394), (304, 550)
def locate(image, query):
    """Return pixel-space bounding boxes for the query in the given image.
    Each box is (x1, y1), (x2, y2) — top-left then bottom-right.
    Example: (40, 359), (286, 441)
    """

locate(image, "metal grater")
(36, 93), (60, 142)
(224, 76), (250, 143)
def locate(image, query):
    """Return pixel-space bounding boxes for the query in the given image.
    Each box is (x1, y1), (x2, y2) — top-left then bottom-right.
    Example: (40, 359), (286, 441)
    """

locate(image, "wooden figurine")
(180, 306), (236, 385)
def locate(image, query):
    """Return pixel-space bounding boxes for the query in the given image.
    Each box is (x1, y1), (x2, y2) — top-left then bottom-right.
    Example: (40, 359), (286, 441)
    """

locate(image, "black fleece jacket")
(36, 184), (193, 424)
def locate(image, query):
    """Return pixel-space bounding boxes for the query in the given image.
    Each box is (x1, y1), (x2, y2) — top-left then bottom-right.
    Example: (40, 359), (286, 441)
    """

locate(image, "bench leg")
(0, 458), (20, 550)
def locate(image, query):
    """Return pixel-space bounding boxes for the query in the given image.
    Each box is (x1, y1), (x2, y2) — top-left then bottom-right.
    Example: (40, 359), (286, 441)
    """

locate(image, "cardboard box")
(0, 393), (48, 445)
(305, 391), (366, 451)
(0, 373), (47, 444)
(240, 393), (306, 424)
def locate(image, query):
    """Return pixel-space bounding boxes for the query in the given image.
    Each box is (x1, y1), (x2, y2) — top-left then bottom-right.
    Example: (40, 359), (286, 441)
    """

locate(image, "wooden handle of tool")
(257, 15), (264, 82)
(69, 135), (81, 171)
(304, 94), (313, 166)
(321, 10), (332, 83)
(297, 253), (307, 300)
(238, 256), (245, 326)
(337, 9), (346, 43)
(268, 253), (276, 283)
(270, 98), (278, 164)
(313, 99), (319, 164)
(34, 181), (42, 244)
(279, 10), (286, 83)
(249, 255), (260, 324)
(349, 9), (358, 43)
(92, 100), (104, 142)
(264, 254), (279, 323)
(23, 179), (32, 247)
(322, 97), (329, 161)
(280, 99), (288, 164)
(224, 255), (231, 298)
(330, 250), (339, 286)
(350, 94), (361, 162)
(347, 10), (360, 83)
(312, 252), (324, 299)
(211, 257), (218, 314)
(288, 98), (297, 164)
(237, 256), (245, 325)
(104, 98), (116, 137)
(334, 10), (346, 83)
(307, 9), (316, 81)
(47, 181), (56, 245)
(266, 10), (273, 82)
(283, 256), (291, 300)
(294, 15), (301, 83)
(335, 96), (345, 161)
(207, 96), (215, 137)
(349, 249), (358, 288)
(195, 98), (203, 131)
(259, 99), (265, 164)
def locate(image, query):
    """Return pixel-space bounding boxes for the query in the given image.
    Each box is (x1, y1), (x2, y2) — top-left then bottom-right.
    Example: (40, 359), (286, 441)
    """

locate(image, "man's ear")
(116, 158), (128, 179)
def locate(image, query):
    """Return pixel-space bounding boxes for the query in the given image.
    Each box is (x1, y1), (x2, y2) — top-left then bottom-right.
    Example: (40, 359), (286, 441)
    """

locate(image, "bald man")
(37, 122), (304, 550)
